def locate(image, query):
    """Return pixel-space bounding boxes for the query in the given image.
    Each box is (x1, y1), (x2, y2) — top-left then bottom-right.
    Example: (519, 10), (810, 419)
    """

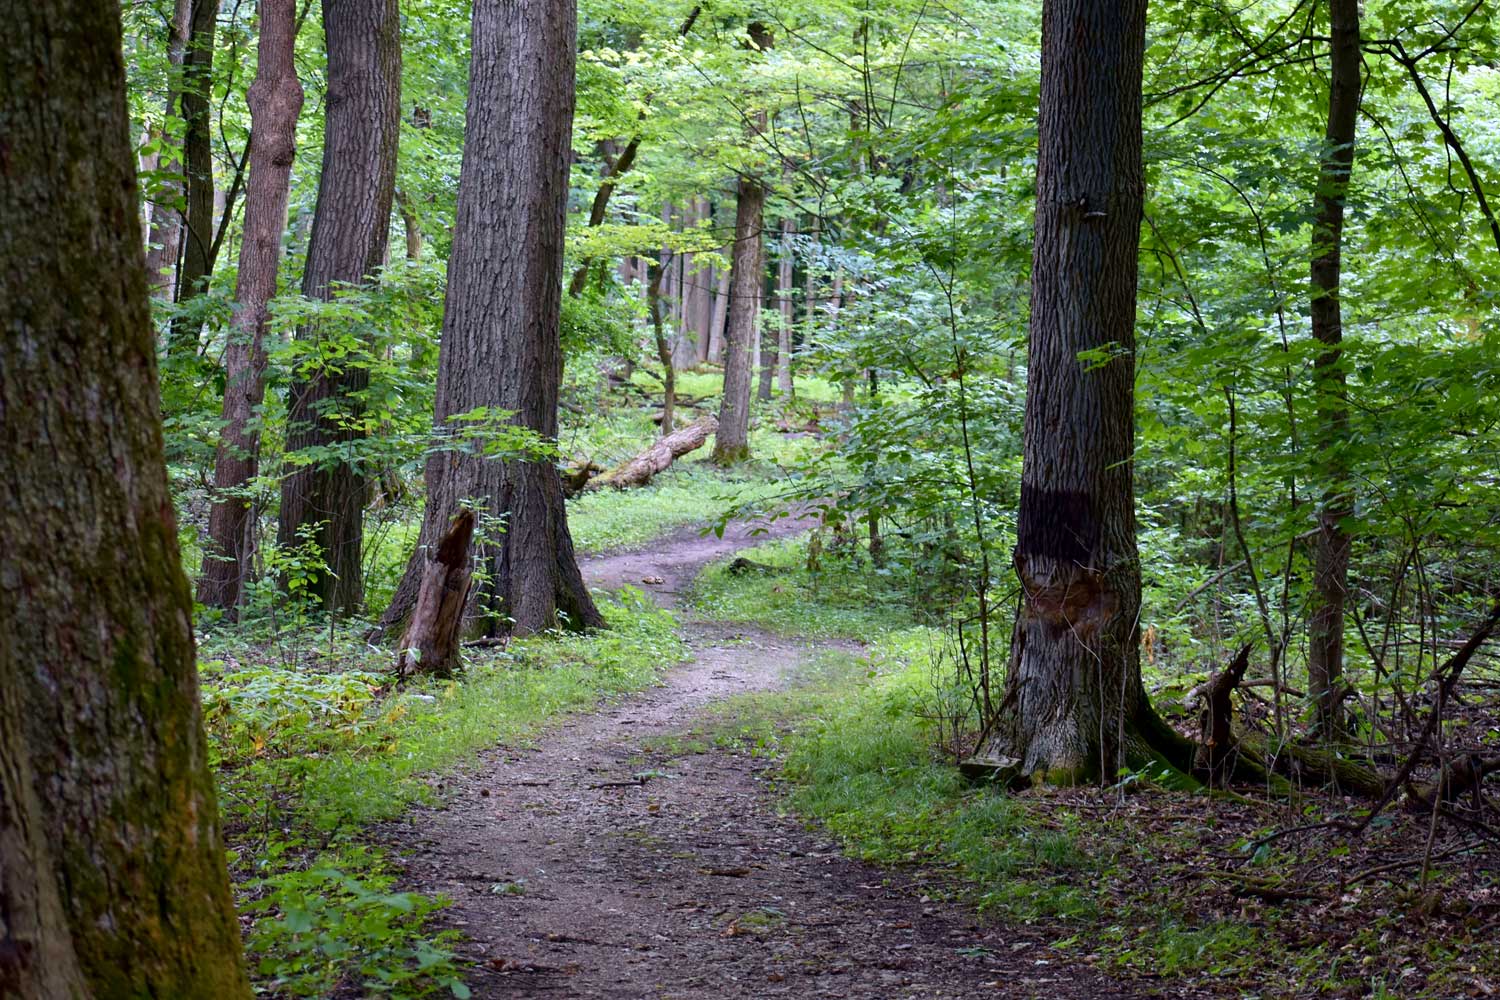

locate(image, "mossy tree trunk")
(977, 0), (1188, 784)
(379, 0), (604, 639)
(278, 0), (401, 617)
(0, 1), (251, 993)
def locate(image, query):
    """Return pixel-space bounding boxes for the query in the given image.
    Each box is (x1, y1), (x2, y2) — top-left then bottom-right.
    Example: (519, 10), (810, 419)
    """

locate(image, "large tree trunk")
(143, 0), (193, 300)
(278, 0), (401, 617)
(199, 0), (305, 613)
(166, 0), (220, 351)
(379, 0), (604, 639)
(0, 2), (250, 992)
(1306, 0), (1361, 742)
(978, 0), (1184, 785)
(713, 172), (765, 464)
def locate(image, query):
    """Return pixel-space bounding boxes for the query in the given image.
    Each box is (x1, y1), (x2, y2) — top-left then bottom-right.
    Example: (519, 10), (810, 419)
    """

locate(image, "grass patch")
(566, 463), (785, 554)
(202, 589), (684, 997)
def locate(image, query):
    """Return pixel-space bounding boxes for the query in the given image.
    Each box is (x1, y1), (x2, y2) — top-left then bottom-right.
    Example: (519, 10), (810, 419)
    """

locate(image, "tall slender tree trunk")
(777, 216), (795, 395)
(144, 0), (193, 300)
(166, 0), (220, 352)
(979, 0), (1184, 784)
(649, 257), (676, 433)
(708, 265), (731, 362)
(379, 0), (604, 639)
(396, 189), (423, 260)
(278, 0), (401, 617)
(756, 264), (776, 402)
(1306, 0), (1361, 742)
(0, 2), (251, 991)
(715, 173), (765, 463)
(199, 0), (305, 612)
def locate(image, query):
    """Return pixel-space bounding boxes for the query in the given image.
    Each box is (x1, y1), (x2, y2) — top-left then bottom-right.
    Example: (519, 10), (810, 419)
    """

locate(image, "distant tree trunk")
(777, 216), (795, 395)
(649, 256), (676, 433)
(198, 0), (305, 612)
(0, 2), (251, 991)
(978, 0), (1187, 785)
(756, 261), (776, 402)
(278, 0), (401, 617)
(165, 0), (220, 353)
(378, 0), (604, 639)
(1306, 0), (1361, 742)
(712, 21), (772, 463)
(396, 189), (423, 260)
(708, 266), (731, 362)
(714, 172), (765, 464)
(143, 0), (193, 300)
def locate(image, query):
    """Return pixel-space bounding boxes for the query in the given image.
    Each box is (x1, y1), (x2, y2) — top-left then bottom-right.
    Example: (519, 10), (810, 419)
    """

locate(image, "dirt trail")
(382, 518), (1163, 998)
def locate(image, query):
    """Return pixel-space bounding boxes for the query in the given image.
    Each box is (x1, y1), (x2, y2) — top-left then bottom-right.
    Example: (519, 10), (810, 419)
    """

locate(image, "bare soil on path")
(378, 518), (1178, 999)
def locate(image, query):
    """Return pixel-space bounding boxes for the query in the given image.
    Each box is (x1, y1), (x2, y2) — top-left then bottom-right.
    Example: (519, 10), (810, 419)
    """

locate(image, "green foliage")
(244, 850), (469, 998)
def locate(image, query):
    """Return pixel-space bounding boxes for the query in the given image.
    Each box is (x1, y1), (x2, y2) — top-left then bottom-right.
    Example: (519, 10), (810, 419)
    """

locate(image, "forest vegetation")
(2, 0), (1499, 996)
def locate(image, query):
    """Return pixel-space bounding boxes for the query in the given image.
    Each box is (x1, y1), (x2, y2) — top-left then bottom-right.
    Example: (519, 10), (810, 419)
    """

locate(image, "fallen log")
(584, 414), (717, 492)
(395, 509), (475, 680)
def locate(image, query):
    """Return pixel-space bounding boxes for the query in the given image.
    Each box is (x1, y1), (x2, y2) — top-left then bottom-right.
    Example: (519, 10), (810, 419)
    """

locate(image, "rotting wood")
(396, 509), (475, 679)
(580, 414), (717, 493)
(1194, 642), (1252, 785)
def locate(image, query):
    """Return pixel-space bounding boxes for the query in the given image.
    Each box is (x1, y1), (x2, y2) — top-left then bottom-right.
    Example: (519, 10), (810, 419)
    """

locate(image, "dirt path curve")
(382, 517), (1166, 999)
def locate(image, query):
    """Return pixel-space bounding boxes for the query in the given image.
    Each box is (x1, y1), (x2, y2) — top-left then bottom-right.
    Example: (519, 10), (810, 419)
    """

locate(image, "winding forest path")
(382, 519), (1158, 999)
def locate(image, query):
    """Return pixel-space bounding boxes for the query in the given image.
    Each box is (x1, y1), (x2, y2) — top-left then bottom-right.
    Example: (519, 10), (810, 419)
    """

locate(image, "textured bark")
(278, 0), (401, 616)
(589, 415), (717, 491)
(143, 0), (193, 300)
(713, 173), (765, 464)
(379, 0), (604, 639)
(978, 0), (1181, 784)
(1307, 0), (1361, 742)
(396, 510), (475, 678)
(0, 2), (250, 992)
(165, 0), (220, 352)
(199, 0), (305, 612)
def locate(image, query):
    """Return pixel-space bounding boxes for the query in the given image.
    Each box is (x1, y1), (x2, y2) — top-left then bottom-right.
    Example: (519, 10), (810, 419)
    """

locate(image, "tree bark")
(165, 0), (220, 353)
(395, 189), (423, 260)
(977, 0), (1186, 785)
(396, 510), (475, 678)
(278, 0), (401, 617)
(1307, 0), (1361, 742)
(143, 0), (193, 300)
(379, 0), (604, 639)
(0, 2), (250, 991)
(199, 0), (305, 613)
(713, 172), (765, 464)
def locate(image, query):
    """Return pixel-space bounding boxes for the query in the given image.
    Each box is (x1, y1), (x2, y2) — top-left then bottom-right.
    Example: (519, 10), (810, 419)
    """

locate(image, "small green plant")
(245, 854), (469, 998)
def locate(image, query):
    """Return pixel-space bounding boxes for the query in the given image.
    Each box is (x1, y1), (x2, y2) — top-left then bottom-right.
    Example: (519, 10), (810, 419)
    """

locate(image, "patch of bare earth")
(376, 519), (1166, 998)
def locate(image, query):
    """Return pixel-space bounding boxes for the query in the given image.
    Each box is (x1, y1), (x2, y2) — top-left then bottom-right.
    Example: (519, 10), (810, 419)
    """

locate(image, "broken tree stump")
(396, 509), (475, 679)
(585, 414), (718, 492)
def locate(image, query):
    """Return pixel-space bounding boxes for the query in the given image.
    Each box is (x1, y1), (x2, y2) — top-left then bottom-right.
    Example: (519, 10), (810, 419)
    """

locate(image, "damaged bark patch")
(1017, 486), (1098, 566)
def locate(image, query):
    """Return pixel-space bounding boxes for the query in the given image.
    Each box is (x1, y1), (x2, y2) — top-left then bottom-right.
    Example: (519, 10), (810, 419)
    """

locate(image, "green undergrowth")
(685, 536), (1495, 997)
(203, 588), (682, 997)
(566, 463), (787, 554)
(689, 536), (922, 638)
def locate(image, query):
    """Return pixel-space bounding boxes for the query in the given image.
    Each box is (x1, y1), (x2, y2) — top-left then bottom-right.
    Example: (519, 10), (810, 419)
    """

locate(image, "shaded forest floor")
(349, 512), (1500, 1000)
(367, 518), (1153, 999)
